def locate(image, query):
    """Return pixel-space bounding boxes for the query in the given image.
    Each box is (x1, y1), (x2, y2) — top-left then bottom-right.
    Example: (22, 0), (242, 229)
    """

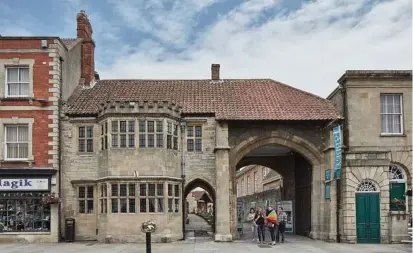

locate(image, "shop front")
(0, 169), (58, 243)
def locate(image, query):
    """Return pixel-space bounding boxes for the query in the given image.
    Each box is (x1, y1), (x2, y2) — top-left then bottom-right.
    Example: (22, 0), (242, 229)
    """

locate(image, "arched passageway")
(229, 131), (324, 241)
(183, 178), (216, 239)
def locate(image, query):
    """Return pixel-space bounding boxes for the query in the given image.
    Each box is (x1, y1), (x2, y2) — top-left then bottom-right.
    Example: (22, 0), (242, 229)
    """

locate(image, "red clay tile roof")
(67, 79), (341, 120)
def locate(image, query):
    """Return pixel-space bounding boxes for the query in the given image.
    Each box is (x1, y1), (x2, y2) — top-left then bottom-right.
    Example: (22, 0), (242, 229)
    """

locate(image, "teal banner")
(333, 126), (342, 179)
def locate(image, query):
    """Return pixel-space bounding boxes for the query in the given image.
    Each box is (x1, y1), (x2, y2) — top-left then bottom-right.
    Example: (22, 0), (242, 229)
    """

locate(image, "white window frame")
(0, 59), (34, 98)
(389, 164), (408, 211)
(4, 124), (29, 160)
(5, 66), (30, 98)
(380, 94), (403, 135)
(0, 118), (34, 162)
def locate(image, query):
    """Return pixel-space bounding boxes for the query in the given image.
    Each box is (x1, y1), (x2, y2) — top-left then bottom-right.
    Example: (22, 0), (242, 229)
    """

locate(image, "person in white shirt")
(247, 208), (257, 242)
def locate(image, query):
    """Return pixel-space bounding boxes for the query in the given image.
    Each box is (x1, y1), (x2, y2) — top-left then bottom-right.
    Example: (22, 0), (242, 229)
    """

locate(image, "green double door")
(355, 193), (380, 243)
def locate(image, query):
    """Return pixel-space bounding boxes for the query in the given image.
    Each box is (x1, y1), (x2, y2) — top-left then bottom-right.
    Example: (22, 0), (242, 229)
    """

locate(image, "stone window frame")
(99, 183), (108, 214)
(166, 120), (178, 150)
(139, 119), (163, 148)
(111, 119), (135, 148)
(389, 164), (408, 211)
(253, 171), (258, 193)
(246, 175), (250, 195)
(100, 121), (108, 150)
(186, 124), (203, 152)
(0, 59), (35, 99)
(110, 182), (137, 214)
(241, 178), (244, 196)
(77, 185), (95, 214)
(380, 93), (404, 135)
(167, 183), (180, 213)
(78, 125), (94, 153)
(0, 118), (34, 162)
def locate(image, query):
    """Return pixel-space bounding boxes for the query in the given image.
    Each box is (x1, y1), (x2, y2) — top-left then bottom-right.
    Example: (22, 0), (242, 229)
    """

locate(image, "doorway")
(355, 181), (381, 243)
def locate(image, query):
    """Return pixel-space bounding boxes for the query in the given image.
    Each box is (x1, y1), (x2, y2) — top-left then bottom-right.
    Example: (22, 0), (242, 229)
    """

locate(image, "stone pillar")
(214, 121), (232, 241)
(310, 164), (323, 239)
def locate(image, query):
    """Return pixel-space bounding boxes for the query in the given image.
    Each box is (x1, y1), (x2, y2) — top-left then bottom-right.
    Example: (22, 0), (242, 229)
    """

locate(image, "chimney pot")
(211, 64), (220, 80)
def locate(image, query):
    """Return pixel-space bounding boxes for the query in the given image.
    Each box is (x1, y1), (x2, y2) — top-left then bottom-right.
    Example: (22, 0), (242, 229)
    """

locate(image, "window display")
(0, 192), (51, 232)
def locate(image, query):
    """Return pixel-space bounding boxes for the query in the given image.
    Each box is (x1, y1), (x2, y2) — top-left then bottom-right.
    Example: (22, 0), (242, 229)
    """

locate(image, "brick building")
(0, 10), (97, 242)
(236, 165), (282, 197)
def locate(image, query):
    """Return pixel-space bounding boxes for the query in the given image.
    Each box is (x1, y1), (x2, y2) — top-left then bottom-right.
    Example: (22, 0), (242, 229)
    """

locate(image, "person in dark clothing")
(254, 207), (265, 243)
(276, 207), (287, 243)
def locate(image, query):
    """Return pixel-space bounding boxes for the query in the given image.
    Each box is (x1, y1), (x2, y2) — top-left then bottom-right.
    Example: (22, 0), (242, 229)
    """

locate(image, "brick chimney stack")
(77, 10), (96, 86)
(211, 64), (220, 80)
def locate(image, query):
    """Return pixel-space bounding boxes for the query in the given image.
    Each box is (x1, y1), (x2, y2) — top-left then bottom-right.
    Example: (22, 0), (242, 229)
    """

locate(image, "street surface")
(1, 220), (411, 252)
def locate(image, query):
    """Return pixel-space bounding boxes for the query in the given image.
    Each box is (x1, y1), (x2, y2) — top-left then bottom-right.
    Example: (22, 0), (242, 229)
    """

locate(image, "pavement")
(1, 219), (412, 253)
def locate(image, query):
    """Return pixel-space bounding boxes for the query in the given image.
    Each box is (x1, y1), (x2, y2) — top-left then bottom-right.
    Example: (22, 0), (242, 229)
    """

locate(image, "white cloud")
(98, 0), (412, 97)
(109, 0), (219, 46)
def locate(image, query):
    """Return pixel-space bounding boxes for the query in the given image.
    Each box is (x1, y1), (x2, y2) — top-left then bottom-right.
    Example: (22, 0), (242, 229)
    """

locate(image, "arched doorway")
(230, 133), (323, 240)
(183, 178), (216, 239)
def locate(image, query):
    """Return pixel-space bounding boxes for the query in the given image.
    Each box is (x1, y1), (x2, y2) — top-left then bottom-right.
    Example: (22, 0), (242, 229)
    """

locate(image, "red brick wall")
(0, 111), (51, 168)
(0, 40), (56, 169)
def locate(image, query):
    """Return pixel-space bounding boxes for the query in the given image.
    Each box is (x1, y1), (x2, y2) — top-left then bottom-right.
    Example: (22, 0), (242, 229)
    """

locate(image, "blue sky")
(0, 0), (411, 97)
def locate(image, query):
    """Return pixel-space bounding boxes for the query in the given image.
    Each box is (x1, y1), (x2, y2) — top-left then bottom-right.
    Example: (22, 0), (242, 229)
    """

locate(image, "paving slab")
(0, 236), (411, 253)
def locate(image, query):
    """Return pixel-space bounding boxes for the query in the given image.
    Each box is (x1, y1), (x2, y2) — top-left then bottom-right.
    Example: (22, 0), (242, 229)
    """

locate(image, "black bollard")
(146, 232), (151, 253)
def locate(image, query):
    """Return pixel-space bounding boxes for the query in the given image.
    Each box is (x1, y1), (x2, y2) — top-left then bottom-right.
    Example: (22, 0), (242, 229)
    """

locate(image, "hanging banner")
(333, 125), (342, 179)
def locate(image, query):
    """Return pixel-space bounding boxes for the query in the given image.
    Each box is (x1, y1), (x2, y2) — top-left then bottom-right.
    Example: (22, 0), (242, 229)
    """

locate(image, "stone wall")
(236, 188), (282, 222)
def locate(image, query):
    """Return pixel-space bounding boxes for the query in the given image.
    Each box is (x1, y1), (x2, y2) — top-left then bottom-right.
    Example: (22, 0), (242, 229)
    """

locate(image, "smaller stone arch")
(356, 180), (380, 192)
(184, 178), (217, 234)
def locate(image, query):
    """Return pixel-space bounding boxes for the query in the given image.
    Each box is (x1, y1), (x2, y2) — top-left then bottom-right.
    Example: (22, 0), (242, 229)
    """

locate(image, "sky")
(0, 0), (411, 98)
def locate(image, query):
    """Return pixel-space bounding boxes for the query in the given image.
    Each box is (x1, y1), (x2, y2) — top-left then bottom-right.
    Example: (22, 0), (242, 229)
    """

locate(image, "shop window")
(5, 124), (29, 160)
(389, 165), (407, 211)
(99, 184), (107, 213)
(0, 192), (50, 232)
(78, 126), (93, 153)
(101, 122), (108, 150)
(78, 186), (94, 214)
(111, 120), (135, 148)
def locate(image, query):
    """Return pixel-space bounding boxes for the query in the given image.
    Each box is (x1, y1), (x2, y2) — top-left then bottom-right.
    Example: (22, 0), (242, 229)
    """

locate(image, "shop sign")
(0, 178), (49, 191)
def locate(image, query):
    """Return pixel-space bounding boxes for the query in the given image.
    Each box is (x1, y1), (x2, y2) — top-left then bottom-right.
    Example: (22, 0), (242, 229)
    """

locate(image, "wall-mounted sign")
(325, 170), (331, 181)
(333, 125), (342, 179)
(325, 183), (331, 200)
(0, 178), (49, 191)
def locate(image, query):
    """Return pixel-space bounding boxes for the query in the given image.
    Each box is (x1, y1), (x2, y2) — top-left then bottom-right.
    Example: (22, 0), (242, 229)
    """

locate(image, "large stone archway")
(228, 130), (326, 240)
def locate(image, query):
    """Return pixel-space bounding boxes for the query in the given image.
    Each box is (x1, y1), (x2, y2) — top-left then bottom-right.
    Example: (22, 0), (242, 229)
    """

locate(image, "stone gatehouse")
(61, 57), (343, 242)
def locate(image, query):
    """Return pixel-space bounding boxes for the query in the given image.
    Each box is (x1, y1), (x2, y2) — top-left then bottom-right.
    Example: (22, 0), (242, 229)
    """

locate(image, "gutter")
(58, 57), (64, 242)
(180, 120), (186, 240)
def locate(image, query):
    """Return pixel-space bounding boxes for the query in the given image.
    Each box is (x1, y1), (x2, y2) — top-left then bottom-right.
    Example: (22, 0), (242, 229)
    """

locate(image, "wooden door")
(356, 193), (380, 243)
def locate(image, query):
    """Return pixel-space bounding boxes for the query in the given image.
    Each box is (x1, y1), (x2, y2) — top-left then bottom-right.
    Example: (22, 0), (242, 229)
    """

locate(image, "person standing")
(247, 208), (257, 242)
(265, 205), (278, 245)
(276, 207), (287, 243)
(254, 208), (265, 243)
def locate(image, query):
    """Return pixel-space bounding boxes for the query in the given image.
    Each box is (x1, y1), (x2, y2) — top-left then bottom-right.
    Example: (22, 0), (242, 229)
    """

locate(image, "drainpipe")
(336, 87), (348, 243)
(180, 120), (186, 240)
(58, 57), (64, 242)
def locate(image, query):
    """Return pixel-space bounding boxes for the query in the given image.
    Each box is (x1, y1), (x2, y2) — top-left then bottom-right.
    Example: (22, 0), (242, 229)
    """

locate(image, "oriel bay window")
(112, 120), (135, 148)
